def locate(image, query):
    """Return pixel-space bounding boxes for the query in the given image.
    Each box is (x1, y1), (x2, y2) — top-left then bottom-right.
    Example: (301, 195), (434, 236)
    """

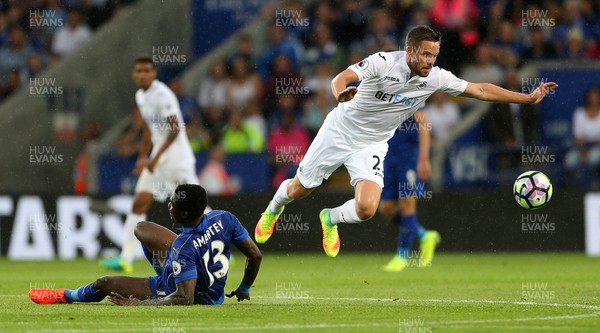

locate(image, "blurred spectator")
(425, 92), (460, 141)
(268, 110), (310, 188)
(305, 60), (334, 96)
(244, 102), (267, 140)
(197, 59), (228, 110)
(364, 8), (398, 54)
(460, 43), (503, 86)
(226, 56), (262, 110)
(51, 8), (92, 59)
(430, 0), (480, 72)
(304, 23), (344, 74)
(186, 117), (211, 154)
(565, 85), (600, 187)
(514, 3), (553, 48)
(24, 52), (45, 79)
(220, 111), (264, 153)
(168, 76), (199, 126)
(280, 0), (311, 43)
(489, 20), (523, 68)
(336, 0), (368, 48)
(262, 54), (303, 115)
(0, 68), (22, 98)
(198, 146), (241, 195)
(269, 94), (303, 130)
(561, 27), (587, 59)
(116, 106), (144, 158)
(259, 23), (302, 80)
(202, 106), (226, 146)
(484, 70), (536, 170)
(522, 27), (557, 61)
(553, 0), (589, 57)
(0, 26), (34, 80)
(73, 124), (103, 195)
(304, 89), (334, 137)
(229, 34), (256, 67)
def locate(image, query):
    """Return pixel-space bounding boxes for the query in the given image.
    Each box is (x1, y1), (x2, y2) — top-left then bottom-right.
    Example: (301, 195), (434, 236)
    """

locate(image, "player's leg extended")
(100, 189), (153, 273)
(135, 221), (178, 275)
(402, 197), (440, 268)
(323, 180), (382, 257)
(29, 276), (152, 304)
(255, 176), (314, 243)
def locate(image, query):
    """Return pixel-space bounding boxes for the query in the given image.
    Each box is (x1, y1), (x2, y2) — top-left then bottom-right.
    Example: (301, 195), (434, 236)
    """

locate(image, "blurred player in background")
(100, 57), (200, 273)
(255, 25), (557, 257)
(379, 110), (440, 272)
(30, 184), (261, 305)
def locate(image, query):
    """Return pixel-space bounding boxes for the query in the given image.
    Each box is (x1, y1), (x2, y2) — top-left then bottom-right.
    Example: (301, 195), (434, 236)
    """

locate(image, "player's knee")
(134, 221), (150, 241)
(94, 276), (112, 293)
(356, 202), (377, 221)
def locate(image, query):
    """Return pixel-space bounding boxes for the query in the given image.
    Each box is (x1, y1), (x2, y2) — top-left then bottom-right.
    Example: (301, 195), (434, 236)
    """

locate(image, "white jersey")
(336, 51), (467, 145)
(135, 80), (196, 168)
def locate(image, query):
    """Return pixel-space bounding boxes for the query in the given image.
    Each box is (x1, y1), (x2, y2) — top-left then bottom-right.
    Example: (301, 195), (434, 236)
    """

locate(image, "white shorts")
(297, 113), (388, 189)
(135, 165), (199, 202)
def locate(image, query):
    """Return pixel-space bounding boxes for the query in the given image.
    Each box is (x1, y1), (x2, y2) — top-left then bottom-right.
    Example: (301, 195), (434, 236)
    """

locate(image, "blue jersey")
(382, 115), (424, 200)
(388, 115), (419, 150)
(155, 210), (249, 305)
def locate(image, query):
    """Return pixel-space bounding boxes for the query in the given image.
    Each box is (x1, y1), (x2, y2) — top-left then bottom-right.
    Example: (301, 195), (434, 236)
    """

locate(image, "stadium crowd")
(145, 0), (598, 190)
(0, 0), (137, 100)
(2, 0), (599, 191)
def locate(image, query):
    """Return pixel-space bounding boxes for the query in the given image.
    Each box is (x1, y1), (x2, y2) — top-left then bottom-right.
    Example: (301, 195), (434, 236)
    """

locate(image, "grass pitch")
(1, 253), (599, 332)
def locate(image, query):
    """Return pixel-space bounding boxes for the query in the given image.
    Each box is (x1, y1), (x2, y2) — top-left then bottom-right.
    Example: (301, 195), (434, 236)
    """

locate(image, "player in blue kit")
(379, 110), (440, 272)
(29, 184), (262, 305)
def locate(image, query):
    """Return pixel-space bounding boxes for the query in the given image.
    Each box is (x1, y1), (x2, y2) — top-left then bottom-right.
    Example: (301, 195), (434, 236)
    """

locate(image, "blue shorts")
(148, 275), (173, 299)
(381, 145), (426, 200)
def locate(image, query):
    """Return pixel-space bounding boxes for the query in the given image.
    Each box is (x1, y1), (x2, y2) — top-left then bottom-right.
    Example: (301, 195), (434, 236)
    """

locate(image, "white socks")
(330, 199), (362, 224)
(269, 179), (294, 213)
(120, 213), (146, 265)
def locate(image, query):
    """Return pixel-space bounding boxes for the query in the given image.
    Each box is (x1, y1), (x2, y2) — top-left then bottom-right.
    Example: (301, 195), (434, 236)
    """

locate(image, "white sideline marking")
(5, 295), (599, 332)
(256, 295), (600, 311)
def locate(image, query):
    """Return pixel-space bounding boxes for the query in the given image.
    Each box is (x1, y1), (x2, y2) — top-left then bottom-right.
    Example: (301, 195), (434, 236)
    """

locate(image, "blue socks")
(65, 283), (104, 303)
(397, 213), (415, 259)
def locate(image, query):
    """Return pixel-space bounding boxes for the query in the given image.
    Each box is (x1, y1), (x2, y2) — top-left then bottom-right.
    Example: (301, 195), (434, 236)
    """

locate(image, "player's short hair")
(405, 25), (442, 48)
(134, 56), (155, 68)
(172, 184), (207, 220)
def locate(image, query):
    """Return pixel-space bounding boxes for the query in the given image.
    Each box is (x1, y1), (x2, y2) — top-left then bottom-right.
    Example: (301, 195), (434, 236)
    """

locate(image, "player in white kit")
(100, 57), (199, 272)
(255, 25), (558, 257)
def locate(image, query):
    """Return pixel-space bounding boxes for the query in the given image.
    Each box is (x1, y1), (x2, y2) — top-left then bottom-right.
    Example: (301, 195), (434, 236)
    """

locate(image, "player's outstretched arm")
(134, 114), (152, 176)
(108, 278), (196, 306)
(331, 69), (359, 102)
(460, 81), (558, 105)
(227, 237), (262, 302)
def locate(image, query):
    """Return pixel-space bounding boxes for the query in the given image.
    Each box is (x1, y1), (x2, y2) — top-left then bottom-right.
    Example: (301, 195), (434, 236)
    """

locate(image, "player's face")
(168, 198), (185, 225)
(132, 62), (156, 89)
(407, 40), (439, 77)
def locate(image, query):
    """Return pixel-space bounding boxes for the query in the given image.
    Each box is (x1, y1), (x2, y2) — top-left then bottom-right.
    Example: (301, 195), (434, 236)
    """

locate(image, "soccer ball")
(513, 171), (553, 209)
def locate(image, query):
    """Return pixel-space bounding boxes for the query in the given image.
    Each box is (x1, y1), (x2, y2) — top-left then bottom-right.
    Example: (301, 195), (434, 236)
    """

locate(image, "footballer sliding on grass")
(29, 184), (262, 305)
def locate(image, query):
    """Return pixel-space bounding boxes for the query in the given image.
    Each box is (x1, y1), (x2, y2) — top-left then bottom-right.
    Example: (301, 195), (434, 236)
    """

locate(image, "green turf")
(1, 253), (599, 332)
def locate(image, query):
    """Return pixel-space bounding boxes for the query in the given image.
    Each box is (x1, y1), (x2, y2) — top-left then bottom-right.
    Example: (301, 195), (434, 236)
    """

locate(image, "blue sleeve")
(173, 241), (198, 284)
(227, 212), (249, 244)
